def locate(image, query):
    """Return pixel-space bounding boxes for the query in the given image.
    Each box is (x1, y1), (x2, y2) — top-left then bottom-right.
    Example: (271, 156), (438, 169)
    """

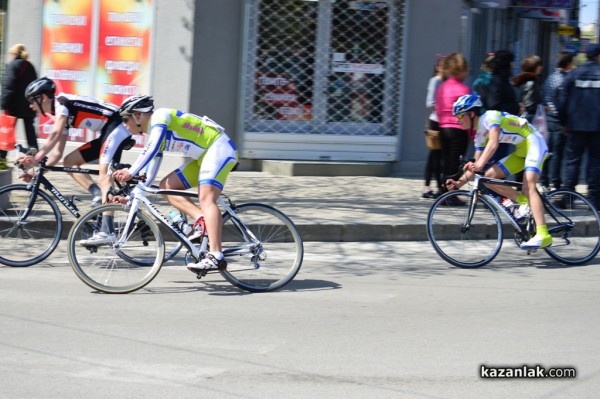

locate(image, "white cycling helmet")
(119, 95), (154, 117)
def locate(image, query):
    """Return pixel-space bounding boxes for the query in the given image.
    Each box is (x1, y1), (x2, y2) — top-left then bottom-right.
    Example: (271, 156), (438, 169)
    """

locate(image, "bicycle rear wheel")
(220, 203), (303, 292)
(544, 189), (600, 265)
(427, 191), (503, 268)
(0, 184), (62, 267)
(67, 204), (165, 293)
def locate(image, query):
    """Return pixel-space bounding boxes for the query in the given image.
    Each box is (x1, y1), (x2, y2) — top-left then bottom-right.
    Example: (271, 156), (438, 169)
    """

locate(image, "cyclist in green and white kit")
(113, 95), (239, 272)
(445, 93), (552, 250)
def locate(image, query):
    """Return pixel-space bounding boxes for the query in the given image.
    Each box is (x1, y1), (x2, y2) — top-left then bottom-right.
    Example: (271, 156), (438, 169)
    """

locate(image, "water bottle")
(169, 210), (192, 235)
(501, 197), (515, 210)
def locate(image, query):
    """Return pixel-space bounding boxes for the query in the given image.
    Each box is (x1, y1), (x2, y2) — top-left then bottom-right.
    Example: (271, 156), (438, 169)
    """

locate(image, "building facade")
(1, 0), (575, 175)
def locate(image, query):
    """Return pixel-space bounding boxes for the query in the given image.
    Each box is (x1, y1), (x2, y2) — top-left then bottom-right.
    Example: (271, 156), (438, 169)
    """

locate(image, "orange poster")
(41, 0), (93, 96)
(96, 0), (154, 106)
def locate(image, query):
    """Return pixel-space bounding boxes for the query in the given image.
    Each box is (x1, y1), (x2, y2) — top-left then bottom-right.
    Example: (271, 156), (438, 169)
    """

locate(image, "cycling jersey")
(474, 110), (534, 151)
(99, 124), (135, 165)
(129, 108), (238, 189)
(55, 93), (120, 137)
(475, 110), (548, 175)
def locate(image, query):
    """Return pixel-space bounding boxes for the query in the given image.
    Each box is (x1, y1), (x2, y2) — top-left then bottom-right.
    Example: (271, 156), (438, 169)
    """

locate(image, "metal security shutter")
(240, 0), (405, 162)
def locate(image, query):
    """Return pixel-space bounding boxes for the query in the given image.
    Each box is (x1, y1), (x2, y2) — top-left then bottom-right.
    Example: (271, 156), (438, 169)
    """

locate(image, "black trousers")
(440, 127), (468, 191)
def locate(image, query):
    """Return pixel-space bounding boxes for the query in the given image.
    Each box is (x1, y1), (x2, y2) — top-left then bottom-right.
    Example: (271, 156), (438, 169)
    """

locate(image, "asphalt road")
(1, 241), (599, 398)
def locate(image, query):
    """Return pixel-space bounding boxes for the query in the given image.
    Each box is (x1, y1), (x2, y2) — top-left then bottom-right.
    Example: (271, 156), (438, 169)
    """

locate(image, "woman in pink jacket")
(435, 52), (470, 200)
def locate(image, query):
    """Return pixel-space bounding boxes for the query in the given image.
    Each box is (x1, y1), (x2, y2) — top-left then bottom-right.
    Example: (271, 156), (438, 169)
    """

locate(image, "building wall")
(4, 0), (468, 175)
(395, 0), (464, 174)
(189, 0), (243, 142)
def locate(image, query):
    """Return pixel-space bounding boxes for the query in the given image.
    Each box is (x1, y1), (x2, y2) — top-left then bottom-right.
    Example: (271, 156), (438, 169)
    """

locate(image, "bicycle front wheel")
(544, 189), (600, 265)
(0, 184), (62, 267)
(67, 204), (165, 294)
(220, 203), (303, 292)
(427, 191), (503, 268)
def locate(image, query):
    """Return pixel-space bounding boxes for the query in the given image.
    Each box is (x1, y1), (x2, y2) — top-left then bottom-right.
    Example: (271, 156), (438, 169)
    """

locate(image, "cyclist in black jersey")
(18, 77), (126, 205)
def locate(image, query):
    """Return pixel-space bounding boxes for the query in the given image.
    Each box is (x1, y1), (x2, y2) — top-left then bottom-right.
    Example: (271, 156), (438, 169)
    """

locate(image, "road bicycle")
(0, 146), (181, 267)
(67, 181), (304, 294)
(426, 171), (600, 268)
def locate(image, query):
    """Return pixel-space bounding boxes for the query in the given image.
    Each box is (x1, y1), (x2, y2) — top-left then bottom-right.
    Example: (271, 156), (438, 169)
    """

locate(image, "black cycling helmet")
(25, 77), (56, 117)
(119, 95), (154, 117)
(25, 77), (56, 103)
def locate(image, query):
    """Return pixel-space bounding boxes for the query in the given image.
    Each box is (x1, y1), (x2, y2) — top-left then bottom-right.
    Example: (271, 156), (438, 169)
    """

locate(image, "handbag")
(0, 113), (17, 151)
(424, 129), (442, 150)
(531, 104), (548, 141)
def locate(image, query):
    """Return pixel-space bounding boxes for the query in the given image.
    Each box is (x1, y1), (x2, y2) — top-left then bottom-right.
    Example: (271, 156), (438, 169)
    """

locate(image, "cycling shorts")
(175, 134), (238, 190)
(71, 115), (125, 164)
(497, 131), (548, 176)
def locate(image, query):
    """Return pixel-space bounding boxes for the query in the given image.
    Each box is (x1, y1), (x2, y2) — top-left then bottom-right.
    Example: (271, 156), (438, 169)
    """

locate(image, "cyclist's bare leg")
(63, 150), (95, 191)
(159, 171), (203, 220)
(482, 165), (520, 201)
(522, 170), (545, 227)
(198, 183), (223, 253)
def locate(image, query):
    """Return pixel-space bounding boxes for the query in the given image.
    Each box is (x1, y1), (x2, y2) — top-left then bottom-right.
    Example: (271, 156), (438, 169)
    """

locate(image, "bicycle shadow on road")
(130, 278), (341, 296)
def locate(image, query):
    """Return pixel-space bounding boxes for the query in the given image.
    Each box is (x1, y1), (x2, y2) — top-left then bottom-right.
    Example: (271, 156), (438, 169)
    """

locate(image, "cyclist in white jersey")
(446, 93), (552, 249)
(113, 95), (239, 272)
(18, 77), (131, 206)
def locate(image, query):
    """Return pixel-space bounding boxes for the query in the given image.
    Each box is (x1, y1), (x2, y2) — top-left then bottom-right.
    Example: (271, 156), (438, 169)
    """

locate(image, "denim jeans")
(563, 130), (600, 209)
(540, 116), (566, 189)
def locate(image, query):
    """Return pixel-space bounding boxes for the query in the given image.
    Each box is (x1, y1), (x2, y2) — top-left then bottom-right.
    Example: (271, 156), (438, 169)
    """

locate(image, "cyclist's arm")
(113, 123), (166, 183)
(19, 114), (67, 166)
(450, 127), (498, 189)
(471, 126), (499, 173)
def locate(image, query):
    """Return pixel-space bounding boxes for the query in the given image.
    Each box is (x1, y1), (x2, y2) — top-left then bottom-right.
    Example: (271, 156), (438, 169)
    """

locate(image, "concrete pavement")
(0, 164), (435, 241)
(0, 163), (591, 242)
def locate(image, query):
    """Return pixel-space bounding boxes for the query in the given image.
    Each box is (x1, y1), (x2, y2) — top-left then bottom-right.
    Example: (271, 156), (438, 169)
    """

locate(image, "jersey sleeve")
(128, 112), (170, 182)
(474, 111), (500, 151)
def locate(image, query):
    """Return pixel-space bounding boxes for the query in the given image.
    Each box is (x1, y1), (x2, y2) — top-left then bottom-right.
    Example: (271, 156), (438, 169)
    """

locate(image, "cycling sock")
(210, 251), (224, 260)
(88, 183), (102, 198)
(101, 215), (114, 234)
(517, 193), (528, 206)
(536, 224), (549, 236)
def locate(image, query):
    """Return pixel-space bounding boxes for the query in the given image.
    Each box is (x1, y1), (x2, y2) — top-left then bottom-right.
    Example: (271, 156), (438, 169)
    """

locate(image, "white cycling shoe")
(187, 254), (227, 274)
(520, 234), (552, 250)
(79, 232), (116, 247)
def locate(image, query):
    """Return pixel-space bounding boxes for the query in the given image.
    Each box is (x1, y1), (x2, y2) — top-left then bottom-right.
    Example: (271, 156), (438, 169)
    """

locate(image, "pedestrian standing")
(559, 44), (600, 210)
(0, 44), (38, 169)
(435, 52), (470, 204)
(481, 50), (520, 164)
(421, 55), (445, 199)
(512, 54), (545, 183)
(541, 51), (574, 191)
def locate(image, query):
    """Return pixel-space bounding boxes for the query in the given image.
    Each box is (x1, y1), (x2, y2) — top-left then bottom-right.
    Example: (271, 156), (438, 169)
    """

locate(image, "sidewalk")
(0, 167), (433, 241)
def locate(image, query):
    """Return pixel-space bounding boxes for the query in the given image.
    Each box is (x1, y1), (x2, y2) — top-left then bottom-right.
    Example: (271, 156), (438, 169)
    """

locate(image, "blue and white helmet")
(452, 94), (483, 116)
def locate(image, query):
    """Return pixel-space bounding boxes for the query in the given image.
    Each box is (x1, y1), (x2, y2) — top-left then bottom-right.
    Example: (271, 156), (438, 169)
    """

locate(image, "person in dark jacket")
(479, 50), (520, 164)
(559, 44), (600, 210)
(512, 54), (545, 183)
(0, 44), (38, 169)
(540, 51), (574, 190)
(512, 54), (545, 123)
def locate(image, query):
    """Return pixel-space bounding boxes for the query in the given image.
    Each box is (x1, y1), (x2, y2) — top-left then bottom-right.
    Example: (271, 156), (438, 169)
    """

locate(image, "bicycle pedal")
(527, 249), (538, 255)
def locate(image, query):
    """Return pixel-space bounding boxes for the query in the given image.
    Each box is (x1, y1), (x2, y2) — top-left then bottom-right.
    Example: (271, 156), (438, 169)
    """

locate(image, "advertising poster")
(39, 0), (154, 145)
(96, 0), (153, 107)
(40, 0), (94, 140)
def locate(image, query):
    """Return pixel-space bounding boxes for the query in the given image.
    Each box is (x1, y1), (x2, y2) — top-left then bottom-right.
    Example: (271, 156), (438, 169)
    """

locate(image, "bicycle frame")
(466, 174), (575, 239)
(20, 163), (100, 222)
(116, 184), (260, 262)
